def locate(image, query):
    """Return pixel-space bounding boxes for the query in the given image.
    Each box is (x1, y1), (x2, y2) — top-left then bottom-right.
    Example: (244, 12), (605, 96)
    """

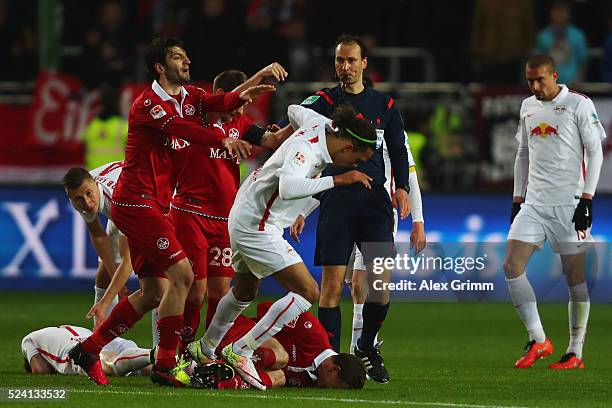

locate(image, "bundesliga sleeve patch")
(150, 105), (167, 119)
(294, 152), (306, 165)
(301, 95), (320, 105)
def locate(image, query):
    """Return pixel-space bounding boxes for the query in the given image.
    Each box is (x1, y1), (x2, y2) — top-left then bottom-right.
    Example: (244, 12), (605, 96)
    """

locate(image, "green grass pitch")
(1, 292), (611, 407)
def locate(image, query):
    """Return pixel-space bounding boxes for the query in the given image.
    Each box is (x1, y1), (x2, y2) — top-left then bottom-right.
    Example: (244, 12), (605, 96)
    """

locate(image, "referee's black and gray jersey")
(299, 86), (409, 190)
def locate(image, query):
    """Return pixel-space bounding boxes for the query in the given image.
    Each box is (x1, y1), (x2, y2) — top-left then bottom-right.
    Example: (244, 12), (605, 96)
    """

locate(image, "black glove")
(572, 198), (592, 231)
(510, 202), (522, 225)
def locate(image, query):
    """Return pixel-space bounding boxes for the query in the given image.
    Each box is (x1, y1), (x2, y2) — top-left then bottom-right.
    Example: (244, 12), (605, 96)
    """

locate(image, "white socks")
(93, 286), (119, 327)
(202, 290), (251, 357)
(506, 273), (546, 343)
(350, 303), (364, 354)
(111, 347), (152, 376)
(234, 292), (311, 357)
(151, 307), (160, 348)
(567, 282), (589, 358)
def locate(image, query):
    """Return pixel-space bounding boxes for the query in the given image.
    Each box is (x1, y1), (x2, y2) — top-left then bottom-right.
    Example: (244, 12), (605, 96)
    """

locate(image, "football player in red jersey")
(69, 36), (274, 387)
(171, 65), (292, 354)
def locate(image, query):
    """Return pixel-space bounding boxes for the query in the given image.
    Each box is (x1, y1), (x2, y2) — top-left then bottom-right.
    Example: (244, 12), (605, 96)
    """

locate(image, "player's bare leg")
(206, 276), (232, 328)
(504, 239), (553, 368)
(150, 258), (195, 387)
(319, 265), (347, 351)
(549, 252), (588, 369)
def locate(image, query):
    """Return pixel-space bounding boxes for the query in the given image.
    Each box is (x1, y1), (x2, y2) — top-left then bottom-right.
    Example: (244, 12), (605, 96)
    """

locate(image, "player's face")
(526, 65), (558, 101)
(332, 145), (374, 168)
(163, 46), (191, 85)
(335, 42), (367, 86)
(66, 179), (99, 214)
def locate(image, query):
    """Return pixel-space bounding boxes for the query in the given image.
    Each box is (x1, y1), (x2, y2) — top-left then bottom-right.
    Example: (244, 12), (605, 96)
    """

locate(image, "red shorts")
(216, 315), (255, 355)
(111, 197), (186, 279)
(170, 207), (234, 280)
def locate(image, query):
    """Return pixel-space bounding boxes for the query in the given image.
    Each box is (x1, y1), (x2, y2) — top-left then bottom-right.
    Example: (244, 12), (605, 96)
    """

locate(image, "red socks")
(156, 315), (184, 370)
(179, 300), (203, 355)
(82, 297), (141, 354)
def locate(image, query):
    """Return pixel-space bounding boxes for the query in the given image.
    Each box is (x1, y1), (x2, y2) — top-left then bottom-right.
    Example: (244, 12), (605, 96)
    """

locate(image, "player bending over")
(187, 104), (377, 390)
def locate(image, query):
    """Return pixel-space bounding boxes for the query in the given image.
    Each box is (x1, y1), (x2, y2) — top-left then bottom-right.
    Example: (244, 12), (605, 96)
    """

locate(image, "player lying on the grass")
(505, 54), (606, 369)
(187, 104), (376, 390)
(63, 162), (133, 327)
(192, 301), (366, 389)
(22, 325), (153, 377)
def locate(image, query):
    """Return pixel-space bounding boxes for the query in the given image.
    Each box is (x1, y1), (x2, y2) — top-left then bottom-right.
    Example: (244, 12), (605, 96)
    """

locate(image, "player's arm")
(511, 110), (529, 223)
(572, 98), (607, 230)
(242, 122), (293, 151)
(276, 89), (334, 128)
(232, 62), (288, 93)
(87, 235), (132, 326)
(86, 218), (117, 279)
(405, 136), (426, 253)
(384, 105), (411, 219)
(287, 104), (326, 130)
(290, 198), (320, 242)
(277, 142), (335, 200)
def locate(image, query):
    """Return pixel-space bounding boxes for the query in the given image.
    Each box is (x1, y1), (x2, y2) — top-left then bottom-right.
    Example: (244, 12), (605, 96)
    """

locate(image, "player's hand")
(222, 138), (252, 161)
(510, 202), (522, 225)
(87, 300), (110, 329)
(290, 215), (305, 242)
(267, 124), (281, 132)
(410, 222), (426, 255)
(392, 187), (411, 219)
(239, 84), (276, 103)
(333, 170), (372, 189)
(572, 198), (592, 231)
(257, 62), (288, 84)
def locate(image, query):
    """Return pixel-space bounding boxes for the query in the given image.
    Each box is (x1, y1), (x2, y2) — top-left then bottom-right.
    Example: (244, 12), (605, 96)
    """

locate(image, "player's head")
(145, 36), (190, 85)
(335, 34), (368, 87)
(213, 69), (248, 119)
(525, 54), (559, 101)
(316, 353), (366, 389)
(63, 167), (100, 214)
(328, 105), (376, 168)
(550, 0), (571, 27)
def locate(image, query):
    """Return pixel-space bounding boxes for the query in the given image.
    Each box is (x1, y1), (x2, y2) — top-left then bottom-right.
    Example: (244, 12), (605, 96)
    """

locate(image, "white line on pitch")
(72, 388), (533, 408)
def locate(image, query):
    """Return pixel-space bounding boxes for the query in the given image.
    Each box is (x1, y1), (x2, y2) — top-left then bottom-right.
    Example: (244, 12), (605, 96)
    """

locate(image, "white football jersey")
(77, 161), (124, 223)
(21, 326), (135, 376)
(517, 85), (606, 206)
(230, 105), (334, 231)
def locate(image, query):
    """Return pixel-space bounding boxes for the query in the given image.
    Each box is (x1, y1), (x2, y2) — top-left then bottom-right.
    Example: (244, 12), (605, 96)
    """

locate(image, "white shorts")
(508, 203), (592, 255)
(229, 220), (303, 280)
(101, 337), (138, 354)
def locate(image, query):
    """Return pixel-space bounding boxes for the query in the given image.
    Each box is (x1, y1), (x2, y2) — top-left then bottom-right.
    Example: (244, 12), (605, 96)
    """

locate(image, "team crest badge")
(229, 128), (240, 139)
(157, 237), (169, 250)
(554, 105), (566, 115)
(184, 104), (195, 116)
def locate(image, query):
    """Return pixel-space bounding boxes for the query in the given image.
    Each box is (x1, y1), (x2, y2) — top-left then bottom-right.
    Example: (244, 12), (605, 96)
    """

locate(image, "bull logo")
(530, 123), (558, 138)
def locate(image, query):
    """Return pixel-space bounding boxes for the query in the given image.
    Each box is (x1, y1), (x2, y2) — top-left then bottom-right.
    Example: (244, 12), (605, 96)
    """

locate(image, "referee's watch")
(397, 185), (410, 194)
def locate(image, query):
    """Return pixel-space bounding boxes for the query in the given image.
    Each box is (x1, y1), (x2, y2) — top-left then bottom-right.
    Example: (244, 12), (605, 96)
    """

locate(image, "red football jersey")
(273, 310), (334, 388)
(114, 81), (243, 211)
(172, 115), (259, 218)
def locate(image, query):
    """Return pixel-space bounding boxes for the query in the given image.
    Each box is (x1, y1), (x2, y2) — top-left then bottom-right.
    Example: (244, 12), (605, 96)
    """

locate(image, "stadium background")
(1, 1), (612, 407)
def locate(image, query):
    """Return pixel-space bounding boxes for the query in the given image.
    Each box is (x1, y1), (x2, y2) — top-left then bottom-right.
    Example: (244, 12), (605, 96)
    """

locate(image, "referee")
(299, 34), (411, 383)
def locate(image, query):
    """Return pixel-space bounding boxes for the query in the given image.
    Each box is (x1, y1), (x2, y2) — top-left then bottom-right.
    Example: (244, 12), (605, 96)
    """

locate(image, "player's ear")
(553, 71), (558, 81)
(154, 62), (165, 76)
(362, 57), (368, 70)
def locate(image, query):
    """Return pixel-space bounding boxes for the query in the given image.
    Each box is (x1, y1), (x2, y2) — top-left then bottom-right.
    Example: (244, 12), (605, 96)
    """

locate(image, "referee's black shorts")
(314, 184), (395, 266)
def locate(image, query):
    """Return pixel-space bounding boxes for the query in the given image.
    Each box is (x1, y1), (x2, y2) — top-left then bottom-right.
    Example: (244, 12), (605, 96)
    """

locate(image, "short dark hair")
(335, 34), (368, 59)
(333, 353), (366, 389)
(526, 54), (556, 73)
(144, 37), (185, 81)
(62, 167), (93, 191)
(213, 70), (248, 92)
(331, 105), (377, 152)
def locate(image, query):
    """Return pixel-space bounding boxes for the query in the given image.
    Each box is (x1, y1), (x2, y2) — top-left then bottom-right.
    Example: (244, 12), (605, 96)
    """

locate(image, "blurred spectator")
(534, 0), (588, 86)
(470, 0), (535, 84)
(83, 86), (127, 169)
(81, 1), (134, 89)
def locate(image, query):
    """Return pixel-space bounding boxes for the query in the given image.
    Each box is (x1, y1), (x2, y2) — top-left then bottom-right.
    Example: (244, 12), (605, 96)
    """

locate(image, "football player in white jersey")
(22, 325), (152, 378)
(63, 162), (131, 326)
(504, 55), (606, 369)
(187, 104), (377, 390)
